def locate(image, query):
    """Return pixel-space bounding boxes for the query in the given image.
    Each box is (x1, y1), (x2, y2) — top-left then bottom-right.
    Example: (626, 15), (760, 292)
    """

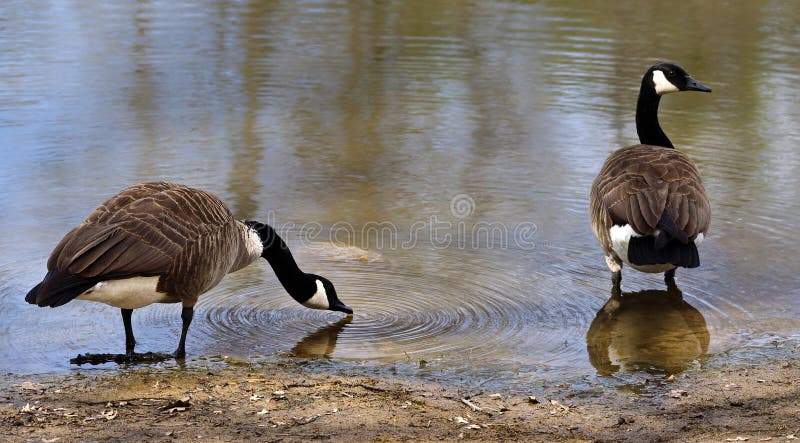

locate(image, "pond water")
(1, 0), (799, 387)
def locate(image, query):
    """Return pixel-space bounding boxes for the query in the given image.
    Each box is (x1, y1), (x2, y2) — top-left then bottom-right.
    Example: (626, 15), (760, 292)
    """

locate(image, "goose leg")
(664, 268), (676, 285)
(121, 308), (136, 358)
(665, 269), (681, 297)
(605, 255), (622, 291)
(611, 271), (621, 291)
(174, 306), (194, 359)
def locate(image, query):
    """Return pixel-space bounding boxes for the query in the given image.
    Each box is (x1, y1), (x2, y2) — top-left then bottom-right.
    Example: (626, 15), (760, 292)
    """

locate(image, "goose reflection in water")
(586, 283), (709, 376)
(289, 317), (352, 358)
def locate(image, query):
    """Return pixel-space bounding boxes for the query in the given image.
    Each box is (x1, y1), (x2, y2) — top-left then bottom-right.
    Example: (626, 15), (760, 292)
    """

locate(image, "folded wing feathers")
(43, 182), (241, 300)
(591, 145), (710, 252)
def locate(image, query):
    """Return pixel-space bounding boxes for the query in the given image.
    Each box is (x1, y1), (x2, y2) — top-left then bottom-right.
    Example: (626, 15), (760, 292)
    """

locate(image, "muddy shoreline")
(2, 352), (799, 442)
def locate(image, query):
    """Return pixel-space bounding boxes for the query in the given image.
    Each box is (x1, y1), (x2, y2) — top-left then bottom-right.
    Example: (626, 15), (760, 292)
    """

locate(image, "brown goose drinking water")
(590, 62), (712, 289)
(25, 181), (352, 359)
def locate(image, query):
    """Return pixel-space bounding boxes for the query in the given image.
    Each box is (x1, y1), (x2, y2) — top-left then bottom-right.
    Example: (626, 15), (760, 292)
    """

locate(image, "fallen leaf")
(83, 409), (118, 422)
(550, 399), (569, 412)
(528, 396), (539, 404)
(489, 393), (502, 399)
(249, 394), (263, 401)
(724, 383), (739, 391)
(725, 438), (748, 442)
(464, 424), (481, 430)
(787, 435), (797, 440)
(160, 398), (192, 414)
(256, 409), (269, 416)
(20, 403), (34, 413)
(454, 416), (469, 424)
(665, 375), (675, 382)
(669, 389), (688, 398)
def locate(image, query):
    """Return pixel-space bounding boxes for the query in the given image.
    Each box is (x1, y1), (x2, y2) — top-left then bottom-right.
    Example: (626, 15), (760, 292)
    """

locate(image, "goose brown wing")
(592, 145), (710, 243)
(46, 182), (235, 279)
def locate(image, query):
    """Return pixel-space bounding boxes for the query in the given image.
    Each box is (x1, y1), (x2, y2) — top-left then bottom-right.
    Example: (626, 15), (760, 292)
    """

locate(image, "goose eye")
(668, 70), (676, 77)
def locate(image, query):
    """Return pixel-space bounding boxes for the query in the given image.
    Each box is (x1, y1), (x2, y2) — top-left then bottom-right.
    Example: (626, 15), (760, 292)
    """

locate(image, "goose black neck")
(636, 78), (674, 148)
(254, 223), (311, 303)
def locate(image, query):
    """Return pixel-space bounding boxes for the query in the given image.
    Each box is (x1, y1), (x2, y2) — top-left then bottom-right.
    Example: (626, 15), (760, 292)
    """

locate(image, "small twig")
(78, 397), (168, 405)
(283, 382), (322, 389)
(344, 383), (390, 393)
(293, 414), (322, 425)
(461, 398), (483, 412)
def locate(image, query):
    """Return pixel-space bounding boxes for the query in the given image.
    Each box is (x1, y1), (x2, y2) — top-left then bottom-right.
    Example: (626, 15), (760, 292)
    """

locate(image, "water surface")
(2, 1), (799, 386)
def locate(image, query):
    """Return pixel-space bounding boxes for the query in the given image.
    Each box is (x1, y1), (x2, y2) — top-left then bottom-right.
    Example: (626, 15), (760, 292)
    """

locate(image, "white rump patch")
(77, 276), (172, 309)
(303, 279), (330, 310)
(609, 224), (682, 273)
(609, 224), (640, 265)
(652, 70), (679, 95)
(694, 233), (705, 246)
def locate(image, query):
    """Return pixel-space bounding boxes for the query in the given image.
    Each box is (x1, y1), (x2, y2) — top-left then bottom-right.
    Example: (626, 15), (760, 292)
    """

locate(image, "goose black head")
(647, 62), (711, 96)
(303, 274), (353, 314)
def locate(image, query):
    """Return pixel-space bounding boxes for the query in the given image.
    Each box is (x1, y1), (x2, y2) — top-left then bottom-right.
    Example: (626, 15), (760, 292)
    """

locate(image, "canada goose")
(25, 181), (353, 359)
(590, 62), (711, 289)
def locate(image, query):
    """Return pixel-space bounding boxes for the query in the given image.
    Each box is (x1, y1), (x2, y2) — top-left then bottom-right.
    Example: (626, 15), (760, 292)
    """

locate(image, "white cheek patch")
(652, 70), (679, 95)
(303, 279), (330, 310)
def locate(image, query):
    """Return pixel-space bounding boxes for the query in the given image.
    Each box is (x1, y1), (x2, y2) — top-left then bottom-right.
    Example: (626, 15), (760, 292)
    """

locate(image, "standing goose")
(25, 181), (352, 359)
(590, 62), (712, 289)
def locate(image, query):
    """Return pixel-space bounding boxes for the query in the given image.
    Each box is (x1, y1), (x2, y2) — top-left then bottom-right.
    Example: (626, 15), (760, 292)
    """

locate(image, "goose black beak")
(331, 300), (353, 315)
(685, 76), (711, 93)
